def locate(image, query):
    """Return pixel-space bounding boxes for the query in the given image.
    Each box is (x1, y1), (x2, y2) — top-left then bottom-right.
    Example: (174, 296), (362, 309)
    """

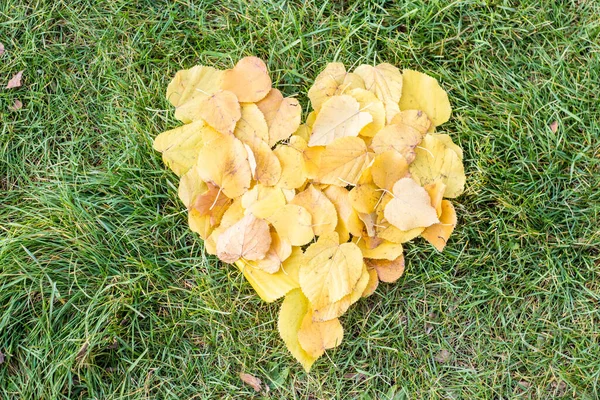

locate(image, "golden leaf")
(399, 69), (451, 129)
(267, 204), (314, 246)
(308, 95), (373, 147)
(166, 65), (223, 108)
(421, 200), (457, 252)
(384, 177), (439, 231)
(298, 312), (343, 358)
(354, 63), (403, 123)
(216, 214), (272, 263)
(365, 254), (405, 283)
(222, 56), (272, 102)
(371, 150), (409, 192)
(290, 185), (338, 236)
(256, 88), (302, 146)
(370, 123), (423, 164)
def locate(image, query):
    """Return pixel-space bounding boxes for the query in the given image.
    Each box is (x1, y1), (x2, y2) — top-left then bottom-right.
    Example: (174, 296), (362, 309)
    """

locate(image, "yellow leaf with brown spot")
(421, 200), (457, 252)
(384, 177), (439, 231)
(409, 134), (465, 198)
(196, 135), (252, 198)
(308, 95), (373, 147)
(399, 69), (451, 129)
(390, 109), (432, 134)
(222, 56), (272, 102)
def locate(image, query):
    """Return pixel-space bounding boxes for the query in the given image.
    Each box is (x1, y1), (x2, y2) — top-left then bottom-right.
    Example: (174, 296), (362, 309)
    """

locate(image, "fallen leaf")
(9, 99), (22, 111)
(267, 204), (314, 246)
(365, 254), (405, 283)
(421, 200), (457, 252)
(384, 177), (439, 231)
(197, 90), (241, 135)
(370, 123), (423, 163)
(0, 351), (4, 365)
(299, 232), (364, 312)
(354, 63), (403, 123)
(317, 136), (374, 186)
(307, 62), (348, 112)
(435, 349), (451, 364)
(290, 185), (338, 236)
(222, 56), (271, 102)
(0, 43), (4, 56)
(216, 214), (272, 263)
(308, 95), (373, 147)
(399, 69), (451, 129)
(239, 372), (262, 392)
(549, 120), (558, 133)
(167, 65), (223, 108)
(256, 88), (302, 146)
(6, 70), (23, 89)
(298, 312), (344, 358)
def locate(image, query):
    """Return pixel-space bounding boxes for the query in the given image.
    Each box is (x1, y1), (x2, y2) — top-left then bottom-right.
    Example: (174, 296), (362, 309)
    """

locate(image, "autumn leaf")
(216, 214), (271, 263)
(299, 232), (364, 312)
(222, 56), (272, 102)
(6, 70), (23, 89)
(421, 200), (457, 252)
(317, 136), (374, 186)
(308, 95), (373, 147)
(370, 123), (423, 164)
(384, 177), (439, 231)
(365, 254), (405, 283)
(307, 62), (348, 112)
(267, 204), (314, 246)
(399, 69), (451, 129)
(257, 88), (302, 146)
(354, 63), (403, 123)
(290, 185), (338, 236)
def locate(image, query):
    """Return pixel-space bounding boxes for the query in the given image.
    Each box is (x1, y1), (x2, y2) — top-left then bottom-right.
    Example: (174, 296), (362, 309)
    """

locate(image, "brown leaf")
(9, 99), (22, 111)
(434, 349), (451, 363)
(0, 43), (4, 56)
(239, 372), (262, 392)
(6, 70), (23, 89)
(76, 342), (89, 360)
(0, 350), (4, 364)
(549, 120), (558, 133)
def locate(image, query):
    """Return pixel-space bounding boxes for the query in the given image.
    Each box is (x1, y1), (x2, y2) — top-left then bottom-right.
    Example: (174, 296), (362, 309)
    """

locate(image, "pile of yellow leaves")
(154, 57), (465, 371)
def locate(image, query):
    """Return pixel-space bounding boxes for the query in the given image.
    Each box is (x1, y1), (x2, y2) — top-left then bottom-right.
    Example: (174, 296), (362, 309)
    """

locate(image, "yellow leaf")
(290, 185), (338, 236)
(399, 69), (451, 129)
(409, 134), (465, 198)
(236, 259), (299, 303)
(308, 95), (373, 147)
(216, 214), (272, 263)
(431, 133), (463, 159)
(357, 212), (377, 237)
(300, 232), (364, 312)
(371, 150), (409, 192)
(354, 63), (403, 123)
(355, 238), (403, 261)
(192, 182), (233, 226)
(370, 123), (423, 164)
(421, 199), (457, 252)
(298, 312), (343, 358)
(278, 289), (318, 372)
(347, 88), (386, 138)
(222, 56), (272, 102)
(390, 109), (432, 135)
(153, 119), (210, 177)
(322, 185), (363, 242)
(307, 62), (347, 112)
(251, 141), (282, 187)
(424, 181), (446, 217)
(306, 111), (318, 128)
(256, 88), (302, 146)
(293, 124), (311, 142)
(334, 73), (365, 94)
(365, 254), (405, 283)
(196, 135), (252, 198)
(241, 185), (286, 219)
(178, 166), (208, 209)
(273, 142), (307, 190)
(349, 183), (382, 214)
(233, 103), (269, 146)
(384, 177), (439, 231)
(311, 263), (369, 322)
(302, 144), (325, 180)
(375, 194), (425, 243)
(181, 90), (241, 133)
(317, 137), (374, 186)
(166, 65), (223, 108)
(188, 208), (213, 241)
(248, 228), (292, 273)
(361, 268), (379, 298)
(267, 204), (314, 246)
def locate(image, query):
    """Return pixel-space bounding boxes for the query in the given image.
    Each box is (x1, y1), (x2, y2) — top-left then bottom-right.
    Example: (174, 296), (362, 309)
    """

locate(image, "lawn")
(1, 0), (599, 398)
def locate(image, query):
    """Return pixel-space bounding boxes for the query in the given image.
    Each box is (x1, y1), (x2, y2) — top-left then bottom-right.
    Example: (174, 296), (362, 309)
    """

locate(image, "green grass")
(1, 0), (599, 398)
